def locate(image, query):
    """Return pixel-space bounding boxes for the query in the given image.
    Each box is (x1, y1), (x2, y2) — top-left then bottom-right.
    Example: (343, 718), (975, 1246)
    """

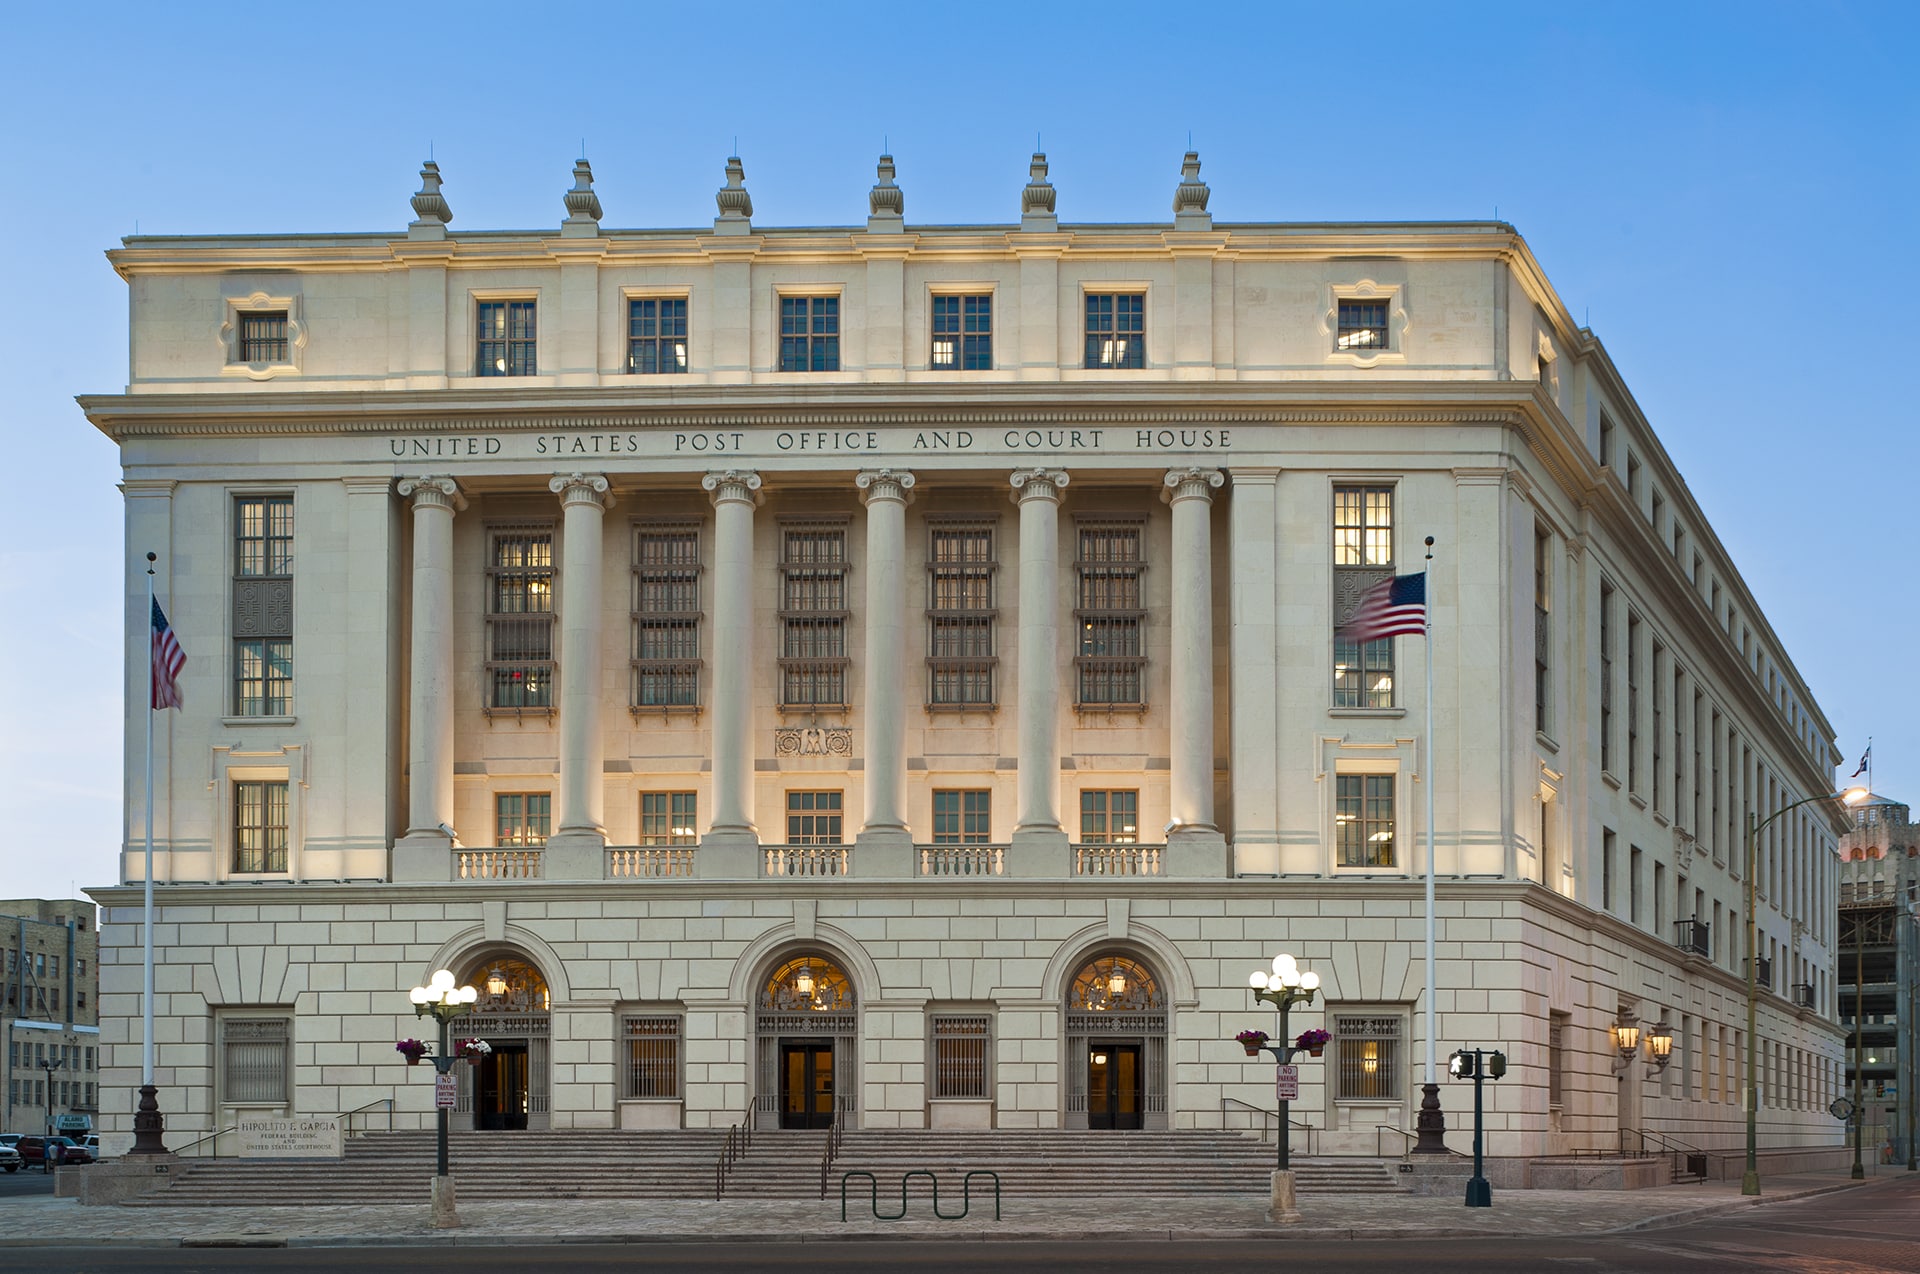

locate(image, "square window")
(1084, 293), (1145, 368)
(779, 296), (840, 372)
(622, 1016), (682, 1099)
(932, 790), (992, 844)
(238, 311), (289, 363)
(640, 792), (698, 846)
(1079, 790), (1139, 844)
(786, 791), (843, 845)
(1336, 774), (1395, 868)
(477, 300), (537, 376)
(931, 294), (992, 370)
(1336, 300), (1389, 352)
(496, 793), (551, 847)
(232, 780), (288, 873)
(628, 298), (689, 374)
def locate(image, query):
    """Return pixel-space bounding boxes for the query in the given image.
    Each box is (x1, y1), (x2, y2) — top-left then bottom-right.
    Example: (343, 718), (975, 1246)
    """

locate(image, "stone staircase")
(123, 1127), (1407, 1206)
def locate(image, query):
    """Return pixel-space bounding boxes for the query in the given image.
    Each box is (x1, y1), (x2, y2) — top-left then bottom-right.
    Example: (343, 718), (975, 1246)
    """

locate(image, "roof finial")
(1021, 151), (1057, 232)
(714, 154), (753, 234)
(1172, 150), (1211, 229)
(409, 159), (451, 240)
(562, 158), (603, 236)
(868, 153), (904, 232)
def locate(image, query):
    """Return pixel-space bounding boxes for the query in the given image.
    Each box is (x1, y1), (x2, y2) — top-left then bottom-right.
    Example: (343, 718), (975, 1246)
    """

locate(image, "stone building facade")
(1838, 793), (1917, 1162)
(3, 899), (102, 1134)
(82, 153), (1850, 1163)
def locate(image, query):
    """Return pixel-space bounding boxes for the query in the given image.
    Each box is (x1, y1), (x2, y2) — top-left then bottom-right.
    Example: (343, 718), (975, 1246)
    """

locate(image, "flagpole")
(1413, 535), (1447, 1153)
(133, 552), (166, 1154)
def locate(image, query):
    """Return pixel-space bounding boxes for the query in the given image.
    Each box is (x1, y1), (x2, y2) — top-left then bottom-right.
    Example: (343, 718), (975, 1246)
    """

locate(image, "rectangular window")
(234, 640), (293, 717)
(1336, 299), (1389, 351)
(1600, 581), (1616, 773)
(639, 792), (697, 846)
(1548, 1012), (1568, 1108)
(221, 1017), (290, 1105)
(233, 495), (295, 715)
(1630, 844), (1643, 924)
(1079, 790), (1138, 844)
(778, 295), (840, 372)
(932, 790), (992, 844)
(1083, 292), (1145, 368)
(1334, 1014), (1400, 1100)
(622, 1016), (681, 1099)
(1627, 612), (1642, 793)
(1534, 526), (1550, 734)
(778, 523), (850, 708)
(1074, 521), (1145, 706)
(487, 528), (555, 710)
(786, 791), (843, 845)
(1334, 486), (1395, 708)
(627, 298), (689, 374)
(930, 1015), (991, 1099)
(1602, 828), (1616, 913)
(931, 294), (992, 370)
(632, 525), (702, 709)
(238, 311), (289, 363)
(926, 521), (997, 708)
(1336, 774), (1395, 868)
(495, 793), (551, 847)
(232, 780), (288, 873)
(477, 300), (536, 376)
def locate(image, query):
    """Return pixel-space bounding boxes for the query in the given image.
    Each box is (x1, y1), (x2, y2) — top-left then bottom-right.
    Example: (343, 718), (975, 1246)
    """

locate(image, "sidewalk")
(0, 1165), (1901, 1248)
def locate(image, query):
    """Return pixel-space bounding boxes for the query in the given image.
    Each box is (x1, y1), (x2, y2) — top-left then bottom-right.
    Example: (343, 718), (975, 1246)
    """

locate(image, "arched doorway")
(1064, 952), (1168, 1131)
(454, 955), (552, 1132)
(754, 952), (858, 1130)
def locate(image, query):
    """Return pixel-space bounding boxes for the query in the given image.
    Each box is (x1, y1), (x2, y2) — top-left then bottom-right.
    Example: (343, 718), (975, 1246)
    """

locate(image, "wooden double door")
(780, 1042), (836, 1129)
(1086, 1043), (1144, 1130)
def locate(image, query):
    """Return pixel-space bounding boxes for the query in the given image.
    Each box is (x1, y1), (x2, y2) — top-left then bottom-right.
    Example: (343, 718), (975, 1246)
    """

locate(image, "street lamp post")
(1245, 952), (1321, 1224)
(1743, 786), (1868, 1197)
(38, 1056), (64, 1138)
(408, 969), (477, 1228)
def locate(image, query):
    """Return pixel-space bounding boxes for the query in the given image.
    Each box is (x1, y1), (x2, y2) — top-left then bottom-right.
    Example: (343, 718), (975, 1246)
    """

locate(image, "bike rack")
(840, 1169), (1002, 1222)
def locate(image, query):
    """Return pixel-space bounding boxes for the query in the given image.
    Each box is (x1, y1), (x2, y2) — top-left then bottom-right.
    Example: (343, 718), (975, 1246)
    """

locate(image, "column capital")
(397, 475), (467, 512)
(549, 471), (614, 510)
(1009, 468), (1070, 504)
(855, 468), (916, 506)
(1162, 466), (1225, 504)
(702, 469), (764, 507)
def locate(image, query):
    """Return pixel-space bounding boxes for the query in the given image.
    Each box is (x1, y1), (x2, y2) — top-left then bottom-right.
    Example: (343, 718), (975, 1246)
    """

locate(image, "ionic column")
(1010, 468), (1069, 852)
(702, 470), (763, 852)
(394, 476), (464, 879)
(1164, 468), (1225, 840)
(855, 469), (915, 849)
(548, 473), (613, 862)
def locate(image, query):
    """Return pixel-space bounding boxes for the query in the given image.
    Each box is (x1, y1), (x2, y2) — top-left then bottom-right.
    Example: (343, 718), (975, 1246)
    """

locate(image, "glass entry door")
(475, 1042), (529, 1130)
(1087, 1043), (1143, 1130)
(781, 1043), (836, 1129)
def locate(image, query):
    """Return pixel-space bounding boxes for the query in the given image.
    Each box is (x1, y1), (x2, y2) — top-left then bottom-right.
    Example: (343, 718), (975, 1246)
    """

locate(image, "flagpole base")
(129, 1084), (169, 1155)
(1412, 1082), (1449, 1154)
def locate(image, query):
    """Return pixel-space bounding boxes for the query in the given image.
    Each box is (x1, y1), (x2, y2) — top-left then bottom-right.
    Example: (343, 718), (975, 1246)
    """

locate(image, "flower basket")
(1294, 1028), (1330, 1059)
(457, 1038), (493, 1067)
(395, 1038), (429, 1066)
(1234, 1030), (1269, 1057)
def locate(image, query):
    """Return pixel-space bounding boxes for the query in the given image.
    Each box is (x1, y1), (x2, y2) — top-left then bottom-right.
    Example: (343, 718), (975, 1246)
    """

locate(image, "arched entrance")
(454, 955), (552, 1131)
(754, 952), (858, 1130)
(1064, 952), (1168, 1131)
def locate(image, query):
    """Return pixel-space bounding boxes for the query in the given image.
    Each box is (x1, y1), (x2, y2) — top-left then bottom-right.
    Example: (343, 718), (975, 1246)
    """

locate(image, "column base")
(1266, 1168), (1302, 1224)
(392, 830), (454, 882)
(854, 827), (914, 877)
(1412, 1082), (1450, 1153)
(699, 829), (762, 880)
(430, 1175), (460, 1228)
(1009, 827), (1071, 876)
(1165, 825), (1228, 877)
(129, 1084), (168, 1155)
(542, 829), (606, 881)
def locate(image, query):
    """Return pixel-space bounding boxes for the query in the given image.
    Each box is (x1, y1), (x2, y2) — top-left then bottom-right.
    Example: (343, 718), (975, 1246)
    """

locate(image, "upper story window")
(1336, 299), (1388, 352)
(1533, 525), (1551, 736)
(1333, 485), (1395, 709)
(927, 520), (997, 709)
(628, 298), (689, 374)
(496, 793), (551, 847)
(236, 496), (294, 577)
(932, 790), (992, 844)
(1079, 790), (1138, 844)
(477, 300), (537, 376)
(779, 296), (839, 372)
(778, 523), (850, 709)
(786, 791), (844, 845)
(1336, 773), (1395, 868)
(639, 792), (697, 846)
(233, 496), (294, 716)
(486, 528), (554, 711)
(238, 311), (289, 363)
(931, 294), (991, 370)
(1073, 520), (1146, 707)
(632, 525), (701, 710)
(233, 780), (289, 873)
(1084, 293), (1145, 369)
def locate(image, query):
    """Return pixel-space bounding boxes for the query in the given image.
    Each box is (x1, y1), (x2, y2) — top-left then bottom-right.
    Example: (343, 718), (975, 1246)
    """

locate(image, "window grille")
(1600, 582), (1616, 772)
(778, 296), (839, 371)
(932, 790), (992, 844)
(1336, 299), (1388, 351)
(622, 1016), (681, 1099)
(496, 793), (551, 847)
(1548, 1013), (1566, 1107)
(778, 523), (850, 708)
(232, 780), (288, 873)
(640, 792), (697, 846)
(222, 1018), (290, 1104)
(238, 311), (289, 363)
(487, 529), (555, 710)
(1074, 522), (1145, 706)
(786, 791), (843, 845)
(1079, 790), (1138, 844)
(1334, 1015), (1401, 1101)
(927, 521), (996, 707)
(931, 294), (992, 370)
(1084, 293), (1145, 368)
(477, 300), (537, 376)
(632, 526), (701, 709)
(1333, 486), (1393, 707)
(627, 298), (688, 374)
(1336, 774), (1394, 868)
(930, 1015), (991, 1098)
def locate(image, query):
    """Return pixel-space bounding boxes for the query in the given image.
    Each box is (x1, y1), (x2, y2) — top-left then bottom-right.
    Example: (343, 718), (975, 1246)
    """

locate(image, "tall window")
(930, 1015), (991, 1099)
(1548, 1011), (1568, 1109)
(1079, 790), (1138, 844)
(234, 495), (294, 716)
(622, 1016), (681, 1099)
(476, 300), (537, 376)
(1084, 292), (1145, 368)
(1336, 299), (1388, 351)
(1599, 581), (1616, 773)
(1336, 774), (1395, 868)
(238, 311), (289, 363)
(931, 294), (992, 370)
(221, 1017), (290, 1104)
(1074, 521), (1146, 706)
(1651, 642), (1665, 812)
(1602, 828), (1616, 912)
(778, 524), (850, 708)
(1333, 486), (1394, 707)
(487, 529), (555, 710)
(786, 791), (843, 845)
(1630, 844), (1644, 924)
(1534, 526), (1550, 734)
(632, 526), (701, 709)
(927, 521), (996, 708)
(233, 780), (288, 873)
(932, 790), (992, 844)
(627, 298), (689, 374)
(1627, 612), (1642, 793)
(1334, 1014), (1400, 1100)
(495, 793), (551, 847)
(639, 792), (697, 846)
(779, 295), (839, 371)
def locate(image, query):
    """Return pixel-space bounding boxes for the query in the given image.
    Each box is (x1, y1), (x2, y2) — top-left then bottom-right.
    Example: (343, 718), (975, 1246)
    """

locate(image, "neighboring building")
(2, 899), (101, 1134)
(82, 152), (1851, 1167)
(1837, 793), (1918, 1163)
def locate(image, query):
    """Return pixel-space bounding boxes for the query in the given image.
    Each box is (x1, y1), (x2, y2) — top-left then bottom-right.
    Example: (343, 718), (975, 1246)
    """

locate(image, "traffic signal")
(1487, 1050), (1507, 1079)
(1449, 1049), (1477, 1079)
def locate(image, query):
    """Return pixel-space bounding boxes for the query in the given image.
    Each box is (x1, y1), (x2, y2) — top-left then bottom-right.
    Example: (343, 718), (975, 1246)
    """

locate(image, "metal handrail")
(334, 1097), (394, 1137)
(713, 1102), (753, 1200)
(1376, 1124), (1465, 1158)
(169, 1125), (241, 1159)
(818, 1111), (847, 1198)
(1219, 1096), (1314, 1156)
(1620, 1126), (1709, 1181)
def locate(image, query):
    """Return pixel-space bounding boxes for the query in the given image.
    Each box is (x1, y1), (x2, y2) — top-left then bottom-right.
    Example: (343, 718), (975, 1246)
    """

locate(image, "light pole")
(408, 969), (477, 1228)
(39, 1056), (64, 1138)
(1744, 785), (1868, 1196)
(1244, 952), (1320, 1224)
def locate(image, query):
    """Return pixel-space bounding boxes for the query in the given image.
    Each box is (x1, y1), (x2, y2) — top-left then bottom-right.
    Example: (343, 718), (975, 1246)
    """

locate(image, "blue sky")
(1, 2), (1912, 902)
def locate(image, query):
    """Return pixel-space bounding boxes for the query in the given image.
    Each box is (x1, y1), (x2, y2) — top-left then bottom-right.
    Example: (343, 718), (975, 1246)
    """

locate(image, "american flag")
(1338, 572), (1427, 643)
(151, 596), (186, 710)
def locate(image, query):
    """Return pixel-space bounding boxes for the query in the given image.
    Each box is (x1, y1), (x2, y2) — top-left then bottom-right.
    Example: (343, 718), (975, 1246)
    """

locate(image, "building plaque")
(237, 1118), (342, 1159)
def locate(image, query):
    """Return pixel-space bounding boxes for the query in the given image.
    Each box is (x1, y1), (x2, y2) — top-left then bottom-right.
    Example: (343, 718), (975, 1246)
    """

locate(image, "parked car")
(0, 1133), (21, 1149)
(16, 1136), (93, 1170)
(80, 1134), (100, 1157)
(0, 1144), (19, 1173)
